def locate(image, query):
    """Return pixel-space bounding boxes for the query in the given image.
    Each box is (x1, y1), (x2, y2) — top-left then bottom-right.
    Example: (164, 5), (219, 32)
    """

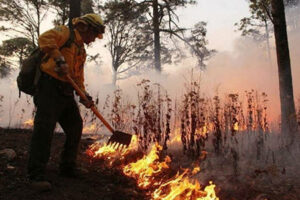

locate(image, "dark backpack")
(17, 28), (75, 96)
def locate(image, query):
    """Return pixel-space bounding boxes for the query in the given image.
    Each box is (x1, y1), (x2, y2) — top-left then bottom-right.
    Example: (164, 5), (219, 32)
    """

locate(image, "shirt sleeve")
(75, 65), (86, 93)
(38, 26), (69, 60)
(74, 49), (87, 93)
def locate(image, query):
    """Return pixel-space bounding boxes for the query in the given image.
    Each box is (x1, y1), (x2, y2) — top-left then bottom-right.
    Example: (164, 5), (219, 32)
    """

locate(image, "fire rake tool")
(66, 74), (132, 147)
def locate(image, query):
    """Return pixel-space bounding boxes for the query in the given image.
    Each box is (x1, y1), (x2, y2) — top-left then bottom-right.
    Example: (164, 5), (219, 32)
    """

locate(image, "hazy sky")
(177, 0), (250, 51)
(0, 1), (251, 52)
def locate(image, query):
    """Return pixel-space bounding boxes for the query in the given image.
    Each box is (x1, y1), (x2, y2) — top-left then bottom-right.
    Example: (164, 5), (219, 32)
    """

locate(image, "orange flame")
(233, 122), (239, 131)
(23, 119), (34, 127)
(196, 125), (208, 137)
(86, 135), (138, 165)
(123, 143), (171, 189)
(87, 136), (219, 199)
(152, 169), (218, 200)
(169, 128), (182, 144)
(83, 123), (97, 134)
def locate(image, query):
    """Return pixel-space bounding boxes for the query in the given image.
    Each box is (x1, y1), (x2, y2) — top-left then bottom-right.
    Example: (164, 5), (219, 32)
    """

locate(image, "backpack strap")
(41, 27), (75, 63)
(33, 27), (75, 89)
(60, 27), (75, 50)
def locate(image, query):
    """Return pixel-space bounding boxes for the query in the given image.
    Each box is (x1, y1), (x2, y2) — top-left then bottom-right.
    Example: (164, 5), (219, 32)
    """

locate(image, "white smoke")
(0, 6), (299, 131)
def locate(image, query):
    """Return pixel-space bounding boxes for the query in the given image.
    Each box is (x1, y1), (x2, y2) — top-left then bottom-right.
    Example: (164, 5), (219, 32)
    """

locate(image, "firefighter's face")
(82, 26), (102, 44)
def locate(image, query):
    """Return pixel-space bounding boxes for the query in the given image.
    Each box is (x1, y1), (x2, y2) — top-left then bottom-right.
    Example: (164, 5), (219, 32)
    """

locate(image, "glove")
(79, 93), (94, 108)
(54, 56), (69, 76)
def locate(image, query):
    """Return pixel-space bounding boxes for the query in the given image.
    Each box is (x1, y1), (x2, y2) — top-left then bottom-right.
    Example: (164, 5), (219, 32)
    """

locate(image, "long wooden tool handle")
(65, 74), (114, 134)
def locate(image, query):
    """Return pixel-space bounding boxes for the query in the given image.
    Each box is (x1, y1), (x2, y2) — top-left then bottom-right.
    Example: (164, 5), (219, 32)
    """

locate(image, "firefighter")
(27, 13), (105, 192)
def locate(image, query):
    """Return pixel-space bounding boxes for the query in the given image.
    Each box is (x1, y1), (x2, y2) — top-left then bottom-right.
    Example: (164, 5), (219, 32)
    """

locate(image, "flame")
(152, 169), (218, 200)
(86, 135), (138, 165)
(192, 166), (201, 175)
(169, 128), (182, 144)
(87, 142), (129, 166)
(170, 134), (182, 143)
(23, 119), (34, 127)
(233, 122), (239, 131)
(123, 143), (171, 189)
(196, 125), (208, 137)
(83, 123), (97, 134)
(95, 142), (128, 157)
(87, 135), (219, 199)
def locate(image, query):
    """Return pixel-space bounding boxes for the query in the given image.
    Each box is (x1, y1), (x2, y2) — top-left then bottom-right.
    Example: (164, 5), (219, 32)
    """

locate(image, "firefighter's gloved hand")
(79, 93), (94, 108)
(54, 56), (69, 76)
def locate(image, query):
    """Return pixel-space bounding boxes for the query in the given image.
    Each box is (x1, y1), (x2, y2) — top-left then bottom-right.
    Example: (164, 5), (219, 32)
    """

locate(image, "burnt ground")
(0, 128), (148, 200)
(1, 128), (300, 200)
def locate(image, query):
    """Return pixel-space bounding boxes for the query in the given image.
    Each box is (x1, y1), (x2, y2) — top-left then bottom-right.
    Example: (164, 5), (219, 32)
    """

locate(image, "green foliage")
(235, 0), (272, 41)
(0, 37), (33, 58)
(0, 37), (34, 77)
(185, 22), (216, 68)
(98, 0), (152, 82)
(100, 0), (213, 76)
(143, 0), (213, 69)
(236, 0), (300, 40)
(0, 0), (48, 78)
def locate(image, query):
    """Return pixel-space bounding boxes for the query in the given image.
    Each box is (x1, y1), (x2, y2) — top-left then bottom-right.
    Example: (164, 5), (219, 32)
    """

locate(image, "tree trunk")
(69, 0), (81, 28)
(264, 19), (272, 68)
(112, 68), (117, 86)
(153, 0), (161, 72)
(271, 0), (298, 135)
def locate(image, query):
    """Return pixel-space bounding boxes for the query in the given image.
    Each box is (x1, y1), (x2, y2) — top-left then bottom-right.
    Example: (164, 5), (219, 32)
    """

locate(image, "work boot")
(29, 179), (52, 192)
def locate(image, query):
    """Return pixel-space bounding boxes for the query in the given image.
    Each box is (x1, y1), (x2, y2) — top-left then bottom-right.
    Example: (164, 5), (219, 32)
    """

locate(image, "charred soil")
(1, 128), (300, 200)
(0, 128), (148, 200)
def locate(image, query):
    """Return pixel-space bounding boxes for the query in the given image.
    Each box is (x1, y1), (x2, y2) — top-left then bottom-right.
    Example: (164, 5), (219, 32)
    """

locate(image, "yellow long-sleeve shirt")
(38, 25), (87, 92)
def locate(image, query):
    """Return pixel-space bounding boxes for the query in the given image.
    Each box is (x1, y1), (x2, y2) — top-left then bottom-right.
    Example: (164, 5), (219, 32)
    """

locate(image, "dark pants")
(28, 74), (83, 180)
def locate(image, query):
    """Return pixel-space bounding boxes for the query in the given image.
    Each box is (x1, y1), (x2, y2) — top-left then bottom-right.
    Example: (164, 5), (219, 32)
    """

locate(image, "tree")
(0, 37), (34, 65)
(271, 0), (297, 135)
(69, 0), (81, 28)
(235, 0), (273, 65)
(237, 0), (298, 135)
(236, 0), (300, 65)
(139, 0), (213, 72)
(0, 0), (48, 47)
(48, 0), (69, 25)
(99, 0), (213, 75)
(0, 0), (48, 77)
(100, 0), (152, 85)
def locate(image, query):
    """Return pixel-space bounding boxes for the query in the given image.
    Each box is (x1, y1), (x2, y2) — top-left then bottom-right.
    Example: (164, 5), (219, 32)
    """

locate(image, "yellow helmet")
(72, 13), (105, 38)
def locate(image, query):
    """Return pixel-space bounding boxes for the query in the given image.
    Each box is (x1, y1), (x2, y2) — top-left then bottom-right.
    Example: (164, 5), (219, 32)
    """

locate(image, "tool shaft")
(66, 74), (114, 134)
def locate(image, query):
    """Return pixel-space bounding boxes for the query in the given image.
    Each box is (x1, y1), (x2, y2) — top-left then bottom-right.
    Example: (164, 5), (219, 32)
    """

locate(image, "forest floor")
(0, 128), (300, 200)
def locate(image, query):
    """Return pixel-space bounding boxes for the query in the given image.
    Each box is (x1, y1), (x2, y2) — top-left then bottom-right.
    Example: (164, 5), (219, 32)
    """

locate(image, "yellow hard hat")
(72, 13), (105, 38)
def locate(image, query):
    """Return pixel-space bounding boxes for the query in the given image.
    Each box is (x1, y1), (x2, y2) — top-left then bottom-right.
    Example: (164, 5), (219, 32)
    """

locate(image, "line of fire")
(1, 0), (300, 200)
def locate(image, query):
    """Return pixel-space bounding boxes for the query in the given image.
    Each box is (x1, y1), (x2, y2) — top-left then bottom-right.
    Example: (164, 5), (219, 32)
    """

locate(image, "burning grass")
(123, 143), (171, 189)
(87, 142), (219, 200)
(9, 75), (300, 199)
(83, 77), (300, 199)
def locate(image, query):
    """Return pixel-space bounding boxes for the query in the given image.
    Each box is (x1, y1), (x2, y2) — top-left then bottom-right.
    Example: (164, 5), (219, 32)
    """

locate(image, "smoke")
(0, 6), (300, 130)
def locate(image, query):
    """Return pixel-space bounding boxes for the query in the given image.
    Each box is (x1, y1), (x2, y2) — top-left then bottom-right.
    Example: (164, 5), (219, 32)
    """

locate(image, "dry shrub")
(180, 78), (208, 158)
(134, 79), (172, 151)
